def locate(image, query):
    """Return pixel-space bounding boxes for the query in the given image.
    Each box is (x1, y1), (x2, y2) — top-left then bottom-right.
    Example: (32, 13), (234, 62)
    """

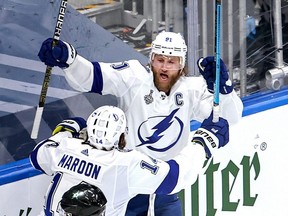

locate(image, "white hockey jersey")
(63, 56), (243, 160)
(30, 131), (206, 216)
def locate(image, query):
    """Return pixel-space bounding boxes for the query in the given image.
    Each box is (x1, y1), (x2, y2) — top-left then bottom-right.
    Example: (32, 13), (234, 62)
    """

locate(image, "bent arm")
(29, 132), (72, 175)
(159, 143), (206, 194)
(128, 143), (206, 195)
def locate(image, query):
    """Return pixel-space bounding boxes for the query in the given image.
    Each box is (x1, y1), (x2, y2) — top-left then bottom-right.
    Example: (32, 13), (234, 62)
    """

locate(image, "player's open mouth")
(160, 73), (169, 81)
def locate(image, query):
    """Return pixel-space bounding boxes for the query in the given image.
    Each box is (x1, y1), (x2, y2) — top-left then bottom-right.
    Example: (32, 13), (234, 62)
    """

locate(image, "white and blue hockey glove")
(197, 56), (233, 94)
(192, 112), (229, 158)
(52, 117), (87, 138)
(38, 38), (77, 68)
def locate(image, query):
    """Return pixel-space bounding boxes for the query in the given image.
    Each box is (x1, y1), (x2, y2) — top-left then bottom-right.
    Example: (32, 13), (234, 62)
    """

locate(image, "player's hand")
(197, 56), (233, 94)
(192, 112), (229, 158)
(52, 117), (87, 138)
(38, 38), (77, 68)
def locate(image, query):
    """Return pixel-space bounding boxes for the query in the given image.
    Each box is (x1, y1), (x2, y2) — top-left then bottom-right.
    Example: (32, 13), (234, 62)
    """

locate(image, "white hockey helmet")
(86, 106), (126, 150)
(150, 31), (187, 69)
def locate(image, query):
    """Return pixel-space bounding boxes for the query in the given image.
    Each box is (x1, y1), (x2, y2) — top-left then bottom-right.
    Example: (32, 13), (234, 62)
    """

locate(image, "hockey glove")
(38, 38), (77, 68)
(197, 56), (233, 94)
(192, 112), (229, 158)
(52, 117), (87, 138)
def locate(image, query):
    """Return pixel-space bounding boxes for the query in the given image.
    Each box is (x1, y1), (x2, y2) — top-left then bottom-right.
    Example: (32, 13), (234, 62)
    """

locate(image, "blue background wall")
(0, 0), (147, 165)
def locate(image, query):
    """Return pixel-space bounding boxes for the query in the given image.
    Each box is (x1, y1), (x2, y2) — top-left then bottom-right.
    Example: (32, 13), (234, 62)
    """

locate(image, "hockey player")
(38, 31), (243, 215)
(30, 105), (229, 216)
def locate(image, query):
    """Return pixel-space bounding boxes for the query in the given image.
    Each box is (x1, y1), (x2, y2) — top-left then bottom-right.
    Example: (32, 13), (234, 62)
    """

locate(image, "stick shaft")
(31, 0), (68, 139)
(213, 0), (221, 123)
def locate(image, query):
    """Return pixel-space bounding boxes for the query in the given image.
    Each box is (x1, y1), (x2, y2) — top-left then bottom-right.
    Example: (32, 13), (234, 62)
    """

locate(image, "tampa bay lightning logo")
(137, 108), (183, 152)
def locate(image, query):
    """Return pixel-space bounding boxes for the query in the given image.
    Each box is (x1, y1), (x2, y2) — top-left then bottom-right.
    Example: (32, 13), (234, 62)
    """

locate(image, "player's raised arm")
(162, 111), (229, 194)
(197, 56), (243, 124)
(38, 38), (96, 92)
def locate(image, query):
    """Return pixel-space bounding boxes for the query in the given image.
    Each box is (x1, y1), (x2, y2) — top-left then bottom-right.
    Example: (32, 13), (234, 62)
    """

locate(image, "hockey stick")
(213, 0), (222, 123)
(31, 0), (68, 139)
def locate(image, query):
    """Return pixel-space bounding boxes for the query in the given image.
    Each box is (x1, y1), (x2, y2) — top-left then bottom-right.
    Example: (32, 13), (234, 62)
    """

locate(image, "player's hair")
(149, 31), (187, 69)
(86, 106), (126, 150)
(61, 182), (107, 216)
(182, 66), (189, 76)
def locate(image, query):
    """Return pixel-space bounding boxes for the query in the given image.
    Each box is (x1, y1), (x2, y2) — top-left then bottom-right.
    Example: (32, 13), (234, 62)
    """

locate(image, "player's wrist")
(62, 41), (77, 67)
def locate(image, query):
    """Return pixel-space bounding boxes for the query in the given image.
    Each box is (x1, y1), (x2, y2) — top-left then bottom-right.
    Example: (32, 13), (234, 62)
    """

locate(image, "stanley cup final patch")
(144, 90), (154, 104)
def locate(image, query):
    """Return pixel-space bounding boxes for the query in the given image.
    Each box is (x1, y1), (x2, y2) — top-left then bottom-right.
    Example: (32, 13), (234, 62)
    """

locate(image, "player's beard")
(152, 67), (182, 95)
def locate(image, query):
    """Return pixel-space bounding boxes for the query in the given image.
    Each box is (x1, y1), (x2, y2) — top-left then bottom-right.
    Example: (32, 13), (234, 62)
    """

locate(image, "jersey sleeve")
(127, 143), (206, 195)
(100, 60), (148, 97)
(127, 151), (170, 195)
(152, 142), (206, 195)
(168, 143), (205, 194)
(186, 76), (243, 125)
(29, 132), (72, 176)
(63, 55), (95, 92)
(63, 54), (148, 97)
(219, 91), (243, 124)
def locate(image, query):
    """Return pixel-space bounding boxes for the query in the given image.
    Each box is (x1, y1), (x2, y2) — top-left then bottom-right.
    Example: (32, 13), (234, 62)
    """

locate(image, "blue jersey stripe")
(155, 160), (179, 194)
(29, 140), (48, 174)
(91, 62), (103, 94)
